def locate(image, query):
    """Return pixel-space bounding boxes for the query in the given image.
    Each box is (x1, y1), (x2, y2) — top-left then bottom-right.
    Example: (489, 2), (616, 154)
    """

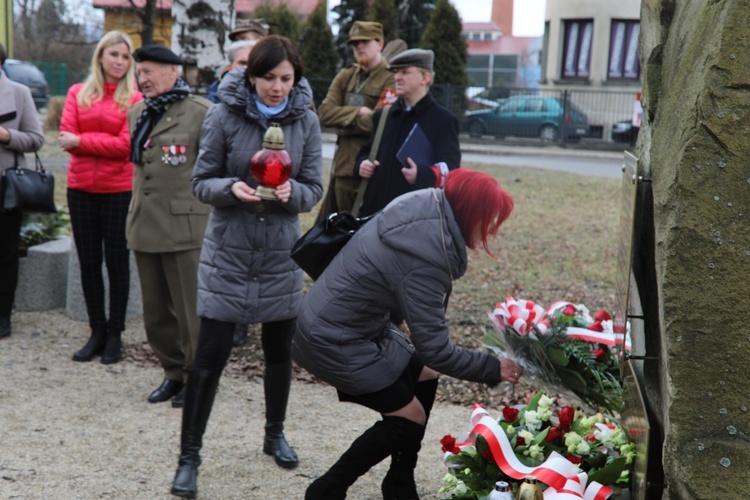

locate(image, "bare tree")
(171, 0), (235, 87)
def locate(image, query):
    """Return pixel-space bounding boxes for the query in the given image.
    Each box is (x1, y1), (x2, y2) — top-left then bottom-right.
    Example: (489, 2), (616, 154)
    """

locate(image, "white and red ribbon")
(447, 405), (613, 499)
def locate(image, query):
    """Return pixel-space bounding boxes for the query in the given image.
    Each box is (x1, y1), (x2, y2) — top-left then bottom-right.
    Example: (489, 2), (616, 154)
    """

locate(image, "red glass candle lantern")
(250, 123), (293, 200)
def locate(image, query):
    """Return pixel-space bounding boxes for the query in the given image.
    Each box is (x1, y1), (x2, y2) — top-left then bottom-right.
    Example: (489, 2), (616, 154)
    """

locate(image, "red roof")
(93, 0), (318, 16)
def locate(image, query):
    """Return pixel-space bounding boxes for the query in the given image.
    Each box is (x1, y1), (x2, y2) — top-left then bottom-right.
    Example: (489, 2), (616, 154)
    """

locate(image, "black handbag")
(291, 211), (375, 280)
(2, 152), (56, 213)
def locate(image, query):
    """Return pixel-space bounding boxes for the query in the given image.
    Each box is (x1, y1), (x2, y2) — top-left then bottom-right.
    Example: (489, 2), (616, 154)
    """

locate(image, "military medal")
(161, 145), (171, 164)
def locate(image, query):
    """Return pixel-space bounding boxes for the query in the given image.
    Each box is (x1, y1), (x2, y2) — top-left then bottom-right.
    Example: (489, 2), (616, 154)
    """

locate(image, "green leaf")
(588, 457), (629, 484)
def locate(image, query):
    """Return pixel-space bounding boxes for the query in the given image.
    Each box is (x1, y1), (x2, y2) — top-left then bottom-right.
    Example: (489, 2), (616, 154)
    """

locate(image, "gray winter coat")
(292, 188), (502, 395)
(192, 70), (323, 324)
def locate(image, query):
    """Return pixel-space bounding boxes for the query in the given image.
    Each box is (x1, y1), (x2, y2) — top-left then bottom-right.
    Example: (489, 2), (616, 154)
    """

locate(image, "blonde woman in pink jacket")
(59, 31), (142, 364)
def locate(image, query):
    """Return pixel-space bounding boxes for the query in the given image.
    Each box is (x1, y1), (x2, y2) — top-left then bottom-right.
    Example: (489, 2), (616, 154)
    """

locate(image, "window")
(608, 20), (640, 80)
(483, 32), (493, 41)
(561, 19), (593, 79)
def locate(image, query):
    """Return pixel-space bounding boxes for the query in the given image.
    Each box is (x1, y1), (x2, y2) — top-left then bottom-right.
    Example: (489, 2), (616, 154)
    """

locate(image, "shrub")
(19, 208), (69, 252)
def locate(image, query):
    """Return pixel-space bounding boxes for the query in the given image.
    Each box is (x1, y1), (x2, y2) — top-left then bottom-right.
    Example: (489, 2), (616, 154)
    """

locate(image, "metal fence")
(308, 79), (640, 145)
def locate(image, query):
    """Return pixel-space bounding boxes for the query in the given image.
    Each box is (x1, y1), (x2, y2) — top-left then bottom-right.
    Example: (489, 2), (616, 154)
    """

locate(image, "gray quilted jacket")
(292, 188), (502, 395)
(192, 70), (323, 324)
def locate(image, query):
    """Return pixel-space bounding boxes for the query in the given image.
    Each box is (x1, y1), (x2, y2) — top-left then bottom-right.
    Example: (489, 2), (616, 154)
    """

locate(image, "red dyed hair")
(443, 169), (514, 256)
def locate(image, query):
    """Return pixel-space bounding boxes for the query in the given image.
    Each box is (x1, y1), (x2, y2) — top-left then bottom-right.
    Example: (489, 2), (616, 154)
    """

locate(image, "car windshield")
(4, 64), (43, 82)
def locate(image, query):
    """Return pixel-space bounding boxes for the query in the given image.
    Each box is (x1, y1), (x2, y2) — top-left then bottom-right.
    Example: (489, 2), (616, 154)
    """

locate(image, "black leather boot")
(100, 329), (123, 365)
(263, 361), (299, 468)
(382, 378), (437, 500)
(170, 369), (221, 499)
(232, 324), (248, 347)
(72, 326), (107, 362)
(0, 315), (10, 339)
(306, 416), (425, 500)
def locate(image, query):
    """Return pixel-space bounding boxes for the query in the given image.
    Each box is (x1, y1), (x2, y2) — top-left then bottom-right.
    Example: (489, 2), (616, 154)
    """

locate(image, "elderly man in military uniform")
(316, 21), (395, 220)
(228, 18), (269, 42)
(126, 45), (212, 408)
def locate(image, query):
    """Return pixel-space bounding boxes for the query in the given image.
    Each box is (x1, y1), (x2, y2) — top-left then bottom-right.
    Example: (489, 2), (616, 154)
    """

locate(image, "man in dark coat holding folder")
(355, 48), (460, 217)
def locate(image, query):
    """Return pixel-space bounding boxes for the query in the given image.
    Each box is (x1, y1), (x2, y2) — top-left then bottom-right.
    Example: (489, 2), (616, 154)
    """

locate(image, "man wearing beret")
(126, 45), (212, 408)
(355, 48), (461, 217)
(316, 21), (396, 220)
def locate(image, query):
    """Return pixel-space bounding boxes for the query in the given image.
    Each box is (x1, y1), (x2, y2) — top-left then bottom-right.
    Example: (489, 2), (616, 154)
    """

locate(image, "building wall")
(102, 10), (174, 48)
(491, 0), (514, 36)
(543, 0), (640, 91)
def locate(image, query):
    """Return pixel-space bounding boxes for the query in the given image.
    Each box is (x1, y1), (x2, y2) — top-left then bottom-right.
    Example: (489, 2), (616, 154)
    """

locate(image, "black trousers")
(0, 210), (23, 316)
(193, 317), (296, 372)
(67, 189), (132, 332)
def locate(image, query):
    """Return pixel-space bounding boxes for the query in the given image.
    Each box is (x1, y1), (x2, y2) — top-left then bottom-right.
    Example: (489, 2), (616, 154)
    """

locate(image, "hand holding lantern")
(250, 123), (293, 200)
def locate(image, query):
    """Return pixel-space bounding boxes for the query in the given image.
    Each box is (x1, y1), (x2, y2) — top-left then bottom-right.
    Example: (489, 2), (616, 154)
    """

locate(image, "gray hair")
(228, 40), (256, 63)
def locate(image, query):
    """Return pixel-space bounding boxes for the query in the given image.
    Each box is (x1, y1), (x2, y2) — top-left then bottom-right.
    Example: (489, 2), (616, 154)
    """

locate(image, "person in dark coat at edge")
(354, 48), (461, 218)
(292, 169), (523, 499)
(170, 36), (323, 499)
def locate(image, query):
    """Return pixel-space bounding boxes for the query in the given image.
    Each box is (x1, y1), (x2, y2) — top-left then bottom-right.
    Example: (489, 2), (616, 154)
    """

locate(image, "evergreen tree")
(332, 0), (369, 65)
(420, 0), (467, 86)
(300, 0), (339, 79)
(369, 0), (398, 42)
(254, 4), (302, 44)
(397, 0), (433, 49)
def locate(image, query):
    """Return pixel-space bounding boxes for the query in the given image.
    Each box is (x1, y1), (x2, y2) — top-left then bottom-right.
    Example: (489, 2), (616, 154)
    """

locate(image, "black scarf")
(130, 78), (191, 164)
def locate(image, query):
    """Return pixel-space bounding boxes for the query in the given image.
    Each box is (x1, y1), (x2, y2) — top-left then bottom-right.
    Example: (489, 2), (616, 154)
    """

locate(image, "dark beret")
(133, 45), (184, 65)
(347, 21), (383, 44)
(388, 48), (434, 72)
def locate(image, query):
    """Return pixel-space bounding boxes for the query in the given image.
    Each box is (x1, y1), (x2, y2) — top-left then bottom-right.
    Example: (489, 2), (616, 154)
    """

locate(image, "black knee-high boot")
(306, 416), (426, 500)
(170, 369), (221, 499)
(382, 378), (439, 500)
(263, 360), (299, 469)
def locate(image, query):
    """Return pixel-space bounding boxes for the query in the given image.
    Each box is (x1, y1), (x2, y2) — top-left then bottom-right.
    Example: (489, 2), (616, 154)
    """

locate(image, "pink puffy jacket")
(60, 82), (142, 193)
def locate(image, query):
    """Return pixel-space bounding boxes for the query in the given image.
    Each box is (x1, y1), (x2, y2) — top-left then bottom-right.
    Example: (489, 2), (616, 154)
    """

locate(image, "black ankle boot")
(72, 326), (107, 362)
(263, 361), (299, 468)
(170, 369), (221, 499)
(101, 329), (123, 364)
(306, 416), (425, 500)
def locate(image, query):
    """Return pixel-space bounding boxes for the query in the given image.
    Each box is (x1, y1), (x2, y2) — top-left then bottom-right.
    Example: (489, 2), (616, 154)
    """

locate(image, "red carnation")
(585, 433), (598, 442)
(545, 426), (564, 443)
(594, 309), (612, 321)
(588, 321), (604, 332)
(440, 435), (461, 454)
(516, 436), (526, 447)
(482, 447), (496, 464)
(502, 406), (520, 423)
(558, 406), (575, 430)
(592, 348), (607, 361)
(562, 304), (577, 316)
(566, 454), (584, 465)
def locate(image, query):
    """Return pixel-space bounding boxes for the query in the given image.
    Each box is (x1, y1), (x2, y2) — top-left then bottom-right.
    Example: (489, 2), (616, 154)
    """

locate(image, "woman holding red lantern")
(170, 36), (322, 498)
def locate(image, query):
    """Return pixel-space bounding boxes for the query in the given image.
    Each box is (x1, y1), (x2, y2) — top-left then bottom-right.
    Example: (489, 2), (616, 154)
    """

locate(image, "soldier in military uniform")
(316, 21), (396, 220)
(126, 45), (212, 408)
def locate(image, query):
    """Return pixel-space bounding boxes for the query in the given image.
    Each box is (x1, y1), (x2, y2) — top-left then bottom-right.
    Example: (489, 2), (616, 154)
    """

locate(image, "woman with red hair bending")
(292, 168), (523, 499)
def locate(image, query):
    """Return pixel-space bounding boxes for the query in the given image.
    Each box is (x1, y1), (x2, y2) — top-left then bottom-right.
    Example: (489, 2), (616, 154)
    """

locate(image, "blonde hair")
(77, 31), (136, 111)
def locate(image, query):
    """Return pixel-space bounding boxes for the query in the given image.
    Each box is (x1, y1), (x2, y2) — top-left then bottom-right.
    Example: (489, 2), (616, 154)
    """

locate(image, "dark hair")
(444, 169), (514, 256)
(244, 35), (303, 86)
(0, 43), (6, 66)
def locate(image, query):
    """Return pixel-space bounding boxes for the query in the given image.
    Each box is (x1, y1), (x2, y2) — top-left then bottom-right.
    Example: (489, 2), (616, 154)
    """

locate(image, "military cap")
(387, 48), (434, 72)
(229, 18), (269, 41)
(133, 45), (184, 65)
(347, 21), (383, 44)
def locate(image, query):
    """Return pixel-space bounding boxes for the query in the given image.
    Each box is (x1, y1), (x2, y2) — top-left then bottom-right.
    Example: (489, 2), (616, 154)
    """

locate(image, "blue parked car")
(465, 95), (589, 142)
(2, 59), (50, 109)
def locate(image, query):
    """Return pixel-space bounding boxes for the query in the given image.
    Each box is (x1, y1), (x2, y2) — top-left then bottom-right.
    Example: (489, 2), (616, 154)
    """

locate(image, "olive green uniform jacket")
(317, 59), (394, 216)
(125, 95), (212, 252)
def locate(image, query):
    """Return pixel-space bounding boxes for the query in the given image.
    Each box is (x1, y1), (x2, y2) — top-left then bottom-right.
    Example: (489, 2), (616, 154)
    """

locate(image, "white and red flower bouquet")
(439, 392), (634, 499)
(486, 298), (630, 415)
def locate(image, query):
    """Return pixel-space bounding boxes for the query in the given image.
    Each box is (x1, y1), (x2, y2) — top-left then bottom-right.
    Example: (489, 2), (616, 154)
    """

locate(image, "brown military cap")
(388, 48), (434, 71)
(229, 18), (269, 41)
(347, 21), (384, 44)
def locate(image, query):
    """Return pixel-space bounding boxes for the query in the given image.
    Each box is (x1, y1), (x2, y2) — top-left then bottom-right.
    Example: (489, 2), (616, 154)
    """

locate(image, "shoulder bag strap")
(352, 105), (391, 217)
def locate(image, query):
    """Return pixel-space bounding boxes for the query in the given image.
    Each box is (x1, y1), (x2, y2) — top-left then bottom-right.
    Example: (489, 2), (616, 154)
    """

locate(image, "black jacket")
(354, 93), (460, 216)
